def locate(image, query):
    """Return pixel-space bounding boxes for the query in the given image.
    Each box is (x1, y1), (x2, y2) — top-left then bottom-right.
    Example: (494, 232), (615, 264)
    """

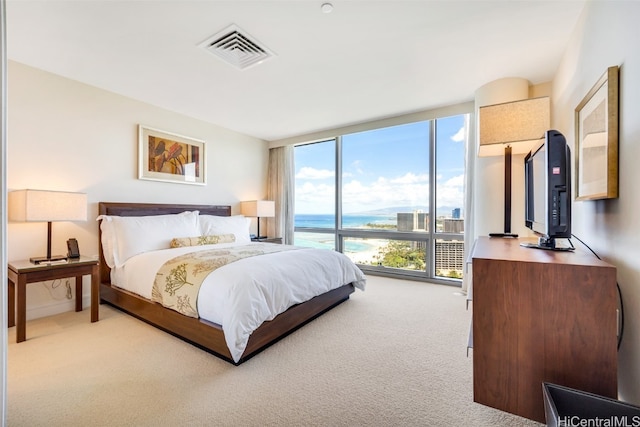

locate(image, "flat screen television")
(522, 129), (573, 251)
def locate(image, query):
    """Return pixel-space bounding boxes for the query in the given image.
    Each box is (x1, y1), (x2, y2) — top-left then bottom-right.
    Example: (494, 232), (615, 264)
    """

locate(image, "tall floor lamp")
(478, 96), (550, 237)
(8, 189), (88, 263)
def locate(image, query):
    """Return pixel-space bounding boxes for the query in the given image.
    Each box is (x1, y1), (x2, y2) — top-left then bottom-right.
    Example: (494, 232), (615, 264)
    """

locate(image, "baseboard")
(25, 295), (92, 321)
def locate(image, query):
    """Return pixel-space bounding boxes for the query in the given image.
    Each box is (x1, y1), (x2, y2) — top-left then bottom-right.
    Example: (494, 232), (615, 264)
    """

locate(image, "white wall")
(7, 61), (268, 319)
(1, 1), (7, 424)
(551, 1), (640, 404)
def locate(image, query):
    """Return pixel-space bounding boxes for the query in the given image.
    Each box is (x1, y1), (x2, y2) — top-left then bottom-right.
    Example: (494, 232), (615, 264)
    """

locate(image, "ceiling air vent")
(200, 24), (275, 70)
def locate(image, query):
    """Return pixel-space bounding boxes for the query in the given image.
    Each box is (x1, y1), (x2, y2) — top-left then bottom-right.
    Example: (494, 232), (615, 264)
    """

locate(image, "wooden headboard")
(97, 202), (231, 284)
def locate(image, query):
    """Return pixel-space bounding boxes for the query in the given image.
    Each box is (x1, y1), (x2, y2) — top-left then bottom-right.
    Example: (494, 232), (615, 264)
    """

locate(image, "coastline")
(344, 238), (387, 265)
(294, 230), (388, 265)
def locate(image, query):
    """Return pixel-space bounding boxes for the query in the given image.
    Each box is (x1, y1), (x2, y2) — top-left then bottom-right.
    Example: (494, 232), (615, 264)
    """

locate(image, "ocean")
(295, 214), (396, 229)
(294, 214), (396, 254)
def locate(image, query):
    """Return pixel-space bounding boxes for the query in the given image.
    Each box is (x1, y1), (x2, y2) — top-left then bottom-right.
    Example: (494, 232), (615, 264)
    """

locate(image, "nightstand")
(7, 256), (99, 343)
(251, 237), (283, 244)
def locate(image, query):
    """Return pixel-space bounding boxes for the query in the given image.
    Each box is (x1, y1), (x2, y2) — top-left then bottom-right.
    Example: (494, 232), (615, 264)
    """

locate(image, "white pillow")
(97, 211), (200, 267)
(199, 215), (251, 243)
(98, 218), (117, 268)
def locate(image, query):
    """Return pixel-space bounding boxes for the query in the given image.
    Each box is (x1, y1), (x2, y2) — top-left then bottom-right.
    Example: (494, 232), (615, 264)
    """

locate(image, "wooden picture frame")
(138, 125), (206, 185)
(575, 66), (619, 200)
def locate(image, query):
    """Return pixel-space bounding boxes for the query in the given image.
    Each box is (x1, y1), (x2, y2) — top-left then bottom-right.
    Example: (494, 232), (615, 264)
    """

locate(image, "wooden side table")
(471, 237), (617, 422)
(7, 256), (99, 343)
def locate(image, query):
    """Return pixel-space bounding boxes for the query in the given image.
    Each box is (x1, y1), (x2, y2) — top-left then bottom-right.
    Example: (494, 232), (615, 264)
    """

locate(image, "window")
(341, 122), (430, 230)
(293, 140), (336, 250)
(294, 114), (468, 284)
(434, 115), (466, 280)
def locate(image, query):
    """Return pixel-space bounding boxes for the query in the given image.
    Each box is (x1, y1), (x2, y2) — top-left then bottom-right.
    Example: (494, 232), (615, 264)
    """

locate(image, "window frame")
(293, 112), (469, 285)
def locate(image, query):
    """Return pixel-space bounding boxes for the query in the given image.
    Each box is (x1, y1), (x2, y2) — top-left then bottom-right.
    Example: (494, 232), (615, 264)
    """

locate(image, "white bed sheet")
(110, 242), (366, 362)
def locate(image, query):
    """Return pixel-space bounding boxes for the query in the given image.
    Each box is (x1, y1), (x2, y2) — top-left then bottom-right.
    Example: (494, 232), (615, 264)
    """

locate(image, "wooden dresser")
(471, 236), (618, 423)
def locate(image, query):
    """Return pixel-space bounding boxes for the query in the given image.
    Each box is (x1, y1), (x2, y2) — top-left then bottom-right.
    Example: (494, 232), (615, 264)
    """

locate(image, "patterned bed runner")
(151, 243), (299, 317)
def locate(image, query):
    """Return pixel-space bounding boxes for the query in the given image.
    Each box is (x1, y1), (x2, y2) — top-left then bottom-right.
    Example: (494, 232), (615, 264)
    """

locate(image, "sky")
(294, 114), (468, 216)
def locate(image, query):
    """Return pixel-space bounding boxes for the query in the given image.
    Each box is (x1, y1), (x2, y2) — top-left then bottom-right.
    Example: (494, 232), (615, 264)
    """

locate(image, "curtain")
(266, 145), (295, 244)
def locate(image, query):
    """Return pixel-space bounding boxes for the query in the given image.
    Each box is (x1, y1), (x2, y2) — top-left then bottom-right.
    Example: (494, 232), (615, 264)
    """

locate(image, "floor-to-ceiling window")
(294, 113), (468, 284)
(293, 139), (336, 250)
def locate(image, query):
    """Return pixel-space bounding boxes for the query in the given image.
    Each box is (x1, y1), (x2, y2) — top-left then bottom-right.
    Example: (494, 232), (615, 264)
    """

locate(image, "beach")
(294, 231), (388, 266)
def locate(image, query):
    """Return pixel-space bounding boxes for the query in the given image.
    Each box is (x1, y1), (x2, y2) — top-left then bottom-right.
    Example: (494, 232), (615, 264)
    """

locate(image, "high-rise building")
(397, 211), (429, 250)
(435, 239), (464, 274)
(397, 212), (429, 232)
(442, 218), (464, 233)
(395, 212), (464, 277)
(452, 208), (461, 219)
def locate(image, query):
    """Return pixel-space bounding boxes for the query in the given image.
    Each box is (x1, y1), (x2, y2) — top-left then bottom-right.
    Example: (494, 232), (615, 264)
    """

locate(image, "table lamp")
(8, 189), (88, 263)
(478, 96), (550, 237)
(240, 200), (275, 240)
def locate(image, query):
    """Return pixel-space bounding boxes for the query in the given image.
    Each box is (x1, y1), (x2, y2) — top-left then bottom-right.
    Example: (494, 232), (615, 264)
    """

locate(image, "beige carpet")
(8, 276), (542, 426)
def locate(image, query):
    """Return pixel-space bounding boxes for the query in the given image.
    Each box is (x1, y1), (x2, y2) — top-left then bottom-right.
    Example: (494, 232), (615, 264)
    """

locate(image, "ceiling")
(6, 0), (586, 142)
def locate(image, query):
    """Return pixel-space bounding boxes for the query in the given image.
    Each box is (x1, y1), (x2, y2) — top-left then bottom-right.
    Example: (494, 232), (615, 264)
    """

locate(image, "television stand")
(520, 242), (575, 251)
(520, 236), (574, 251)
(471, 237), (617, 422)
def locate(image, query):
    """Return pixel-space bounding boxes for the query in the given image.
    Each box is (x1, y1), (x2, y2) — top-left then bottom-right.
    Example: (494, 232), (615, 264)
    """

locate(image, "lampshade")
(240, 200), (275, 218)
(9, 189), (88, 263)
(9, 189), (88, 222)
(478, 96), (550, 157)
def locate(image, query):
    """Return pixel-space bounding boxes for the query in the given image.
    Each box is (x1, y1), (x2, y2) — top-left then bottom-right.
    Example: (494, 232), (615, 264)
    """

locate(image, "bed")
(97, 202), (366, 364)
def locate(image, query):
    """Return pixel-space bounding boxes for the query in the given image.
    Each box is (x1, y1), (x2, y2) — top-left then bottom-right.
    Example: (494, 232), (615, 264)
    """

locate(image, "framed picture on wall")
(575, 65), (619, 200)
(138, 125), (206, 185)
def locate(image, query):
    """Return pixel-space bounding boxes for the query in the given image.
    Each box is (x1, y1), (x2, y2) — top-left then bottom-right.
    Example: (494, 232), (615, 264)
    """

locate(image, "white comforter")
(111, 242), (366, 362)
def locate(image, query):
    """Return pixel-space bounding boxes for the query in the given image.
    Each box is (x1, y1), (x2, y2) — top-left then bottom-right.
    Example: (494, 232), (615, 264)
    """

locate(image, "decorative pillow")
(170, 233), (236, 248)
(97, 211), (200, 267)
(199, 215), (251, 243)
